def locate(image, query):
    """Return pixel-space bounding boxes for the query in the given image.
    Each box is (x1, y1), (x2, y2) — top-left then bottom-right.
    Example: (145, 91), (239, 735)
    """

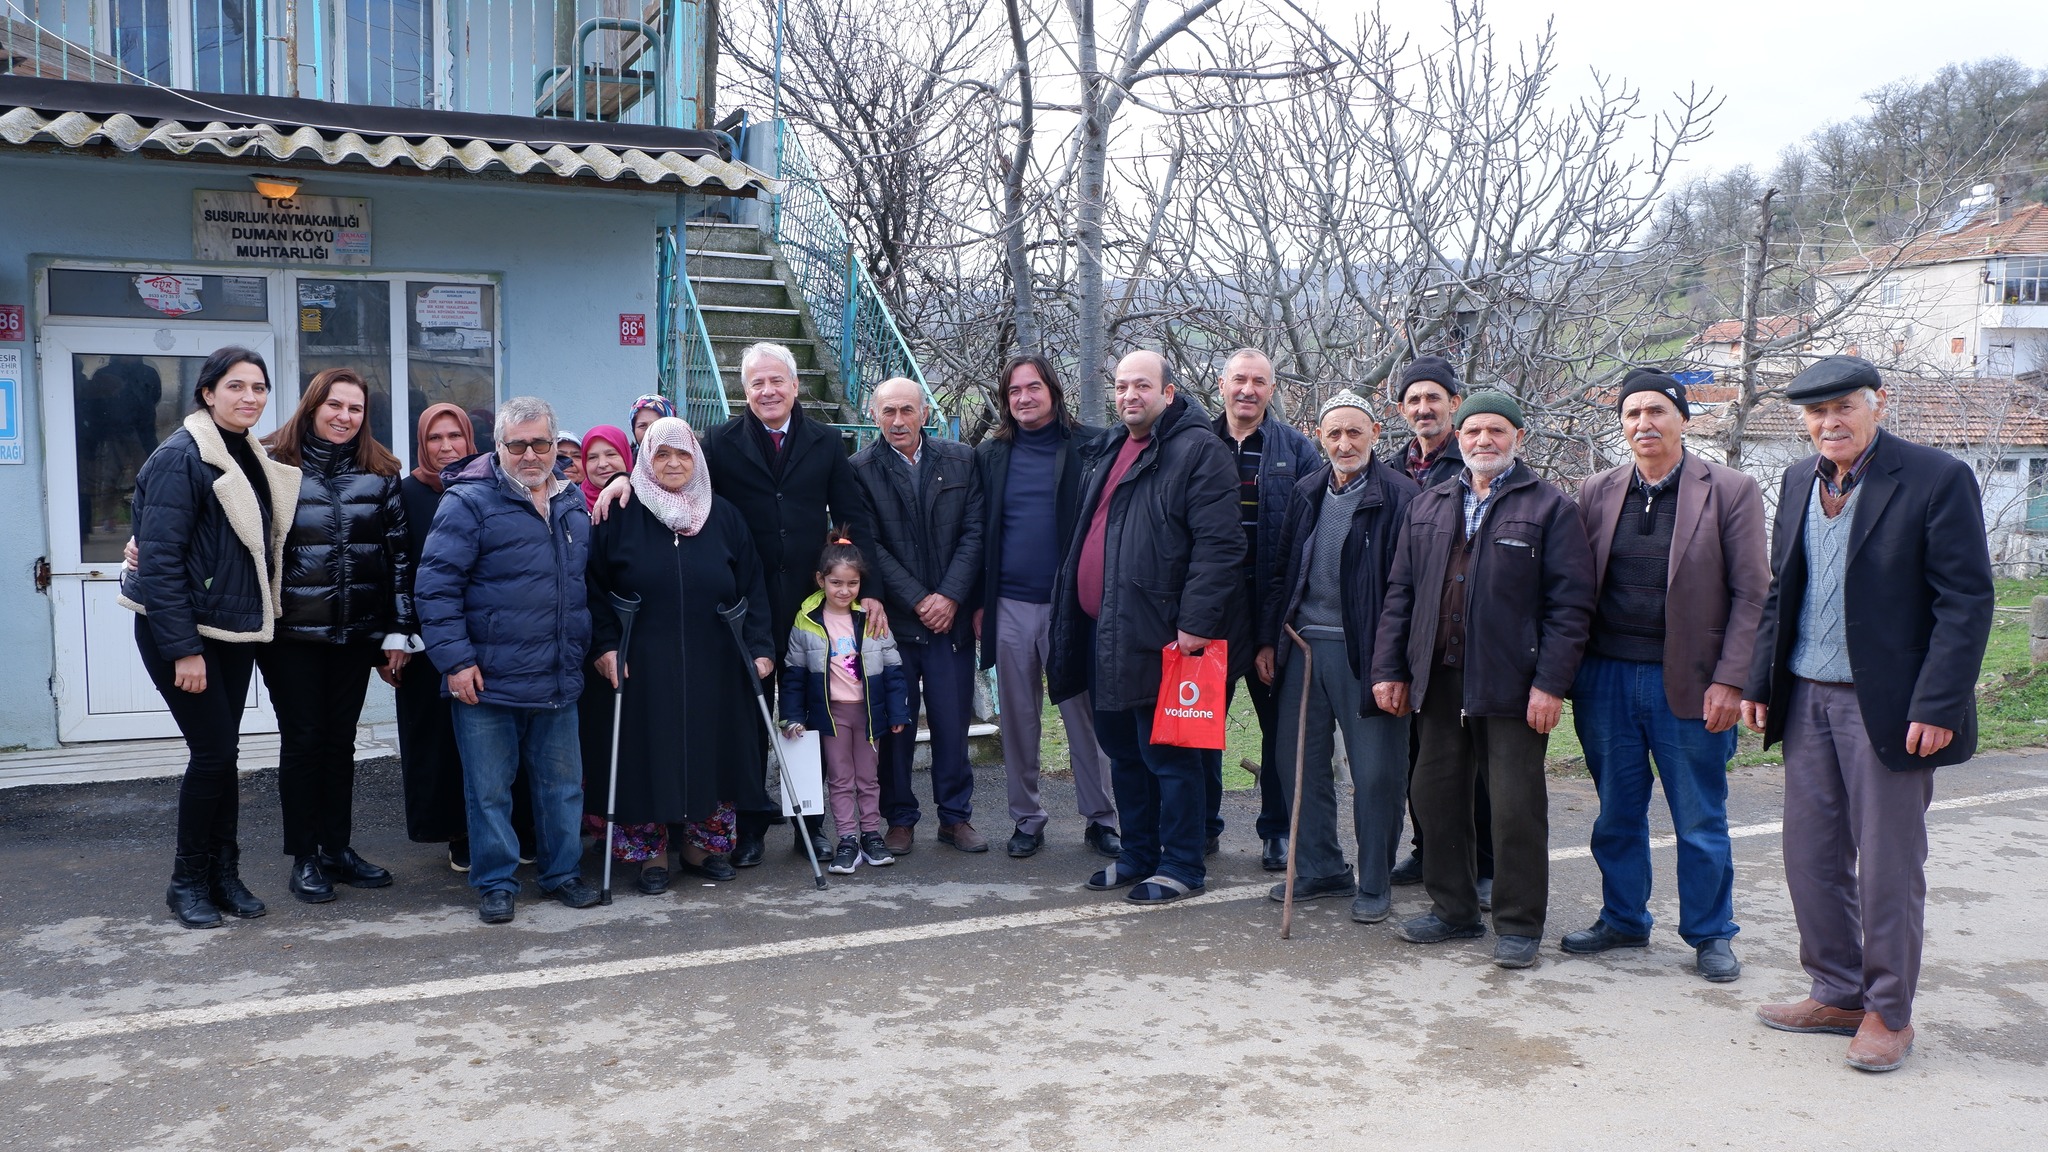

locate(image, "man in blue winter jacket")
(416, 396), (602, 924)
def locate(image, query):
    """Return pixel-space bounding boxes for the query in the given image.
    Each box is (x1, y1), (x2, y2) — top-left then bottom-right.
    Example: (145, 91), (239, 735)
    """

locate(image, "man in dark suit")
(1741, 355), (1995, 1073)
(1563, 369), (1770, 982)
(850, 378), (986, 855)
(700, 342), (883, 865)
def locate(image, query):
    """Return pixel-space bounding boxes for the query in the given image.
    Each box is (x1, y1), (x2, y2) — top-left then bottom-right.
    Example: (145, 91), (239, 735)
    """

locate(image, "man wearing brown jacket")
(1371, 392), (1595, 969)
(1560, 370), (1769, 982)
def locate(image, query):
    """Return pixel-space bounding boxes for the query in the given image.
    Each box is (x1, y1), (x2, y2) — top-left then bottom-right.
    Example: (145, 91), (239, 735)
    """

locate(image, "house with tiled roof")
(1687, 371), (2048, 570)
(1684, 315), (1812, 371)
(1817, 186), (2048, 377)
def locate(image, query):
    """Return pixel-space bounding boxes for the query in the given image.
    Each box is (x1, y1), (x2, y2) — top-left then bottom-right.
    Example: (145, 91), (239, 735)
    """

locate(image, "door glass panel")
(74, 353), (196, 563)
(345, 0), (435, 109)
(193, 0), (260, 94)
(48, 269), (270, 322)
(407, 281), (495, 453)
(111, 0), (173, 85)
(297, 279), (393, 451)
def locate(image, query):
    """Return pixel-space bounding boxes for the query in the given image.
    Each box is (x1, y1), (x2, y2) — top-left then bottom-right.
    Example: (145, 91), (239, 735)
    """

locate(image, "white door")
(41, 324), (282, 742)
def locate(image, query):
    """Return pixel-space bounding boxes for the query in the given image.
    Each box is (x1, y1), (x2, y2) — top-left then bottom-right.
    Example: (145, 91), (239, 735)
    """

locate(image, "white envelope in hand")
(776, 729), (826, 818)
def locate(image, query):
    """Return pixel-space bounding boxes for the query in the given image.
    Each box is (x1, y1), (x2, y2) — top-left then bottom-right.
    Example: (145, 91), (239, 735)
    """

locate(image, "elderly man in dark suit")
(1562, 369), (1770, 982)
(851, 377), (987, 855)
(689, 343), (882, 865)
(1741, 355), (1994, 1073)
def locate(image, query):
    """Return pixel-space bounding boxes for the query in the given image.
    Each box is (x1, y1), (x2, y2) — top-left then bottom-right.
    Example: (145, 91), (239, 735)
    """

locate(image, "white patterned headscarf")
(630, 416), (714, 536)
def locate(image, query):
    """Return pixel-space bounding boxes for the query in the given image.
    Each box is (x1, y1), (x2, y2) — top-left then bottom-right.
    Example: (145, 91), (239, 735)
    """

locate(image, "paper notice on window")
(415, 285), (484, 330)
(134, 275), (202, 317)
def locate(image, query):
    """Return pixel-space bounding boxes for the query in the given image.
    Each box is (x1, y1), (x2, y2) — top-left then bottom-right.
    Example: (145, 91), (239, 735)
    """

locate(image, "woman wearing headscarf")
(257, 367), (415, 904)
(397, 401), (537, 872)
(124, 346), (299, 928)
(585, 416), (774, 893)
(627, 393), (677, 452)
(577, 425), (633, 512)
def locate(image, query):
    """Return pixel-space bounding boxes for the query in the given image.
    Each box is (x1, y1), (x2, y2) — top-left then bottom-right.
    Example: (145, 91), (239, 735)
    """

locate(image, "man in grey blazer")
(1562, 370), (1770, 982)
(1742, 355), (1994, 1073)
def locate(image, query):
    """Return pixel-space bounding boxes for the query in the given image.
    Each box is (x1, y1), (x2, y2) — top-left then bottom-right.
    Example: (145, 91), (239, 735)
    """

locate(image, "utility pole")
(1726, 188), (1776, 468)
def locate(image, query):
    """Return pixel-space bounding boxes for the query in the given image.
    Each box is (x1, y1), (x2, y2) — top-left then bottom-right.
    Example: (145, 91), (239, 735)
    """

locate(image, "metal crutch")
(717, 598), (828, 890)
(598, 591), (643, 907)
(1280, 625), (1313, 940)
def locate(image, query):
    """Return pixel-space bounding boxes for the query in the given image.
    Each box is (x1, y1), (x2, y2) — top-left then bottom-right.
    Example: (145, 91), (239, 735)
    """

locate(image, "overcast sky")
(1467, 0), (2048, 176)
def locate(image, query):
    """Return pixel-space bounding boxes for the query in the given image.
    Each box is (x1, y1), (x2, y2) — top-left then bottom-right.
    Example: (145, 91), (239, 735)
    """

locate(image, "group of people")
(124, 337), (1994, 1075)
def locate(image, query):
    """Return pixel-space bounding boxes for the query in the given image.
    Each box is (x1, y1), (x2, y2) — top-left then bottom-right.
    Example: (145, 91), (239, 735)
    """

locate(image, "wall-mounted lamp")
(249, 173), (303, 200)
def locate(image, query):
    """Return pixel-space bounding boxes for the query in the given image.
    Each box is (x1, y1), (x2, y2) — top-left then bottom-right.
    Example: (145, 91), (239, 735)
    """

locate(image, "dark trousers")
(1095, 703), (1208, 890)
(260, 638), (379, 857)
(879, 634), (977, 828)
(1412, 666), (1551, 938)
(1202, 671), (1281, 842)
(1782, 679), (1935, 1031)
(1407, 723), (1495, 879)
(136, 618), (257, 858)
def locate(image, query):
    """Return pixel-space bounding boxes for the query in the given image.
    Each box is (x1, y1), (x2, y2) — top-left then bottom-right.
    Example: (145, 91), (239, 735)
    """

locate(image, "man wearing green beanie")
(1370, 391), (1595, 969)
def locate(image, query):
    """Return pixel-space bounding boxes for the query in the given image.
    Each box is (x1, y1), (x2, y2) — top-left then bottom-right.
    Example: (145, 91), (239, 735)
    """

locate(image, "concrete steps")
(681, 220), (850, 420)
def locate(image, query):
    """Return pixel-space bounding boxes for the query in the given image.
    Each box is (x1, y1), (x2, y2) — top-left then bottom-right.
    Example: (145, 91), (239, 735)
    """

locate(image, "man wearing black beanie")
(1385, 355), (1493, 902)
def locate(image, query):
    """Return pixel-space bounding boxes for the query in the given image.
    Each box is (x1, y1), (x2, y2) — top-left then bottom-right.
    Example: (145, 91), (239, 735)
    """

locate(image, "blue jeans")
(451, 701), (586, 896)
(1093, 704), (1207, 890)
(1572, 656), (1739, 945)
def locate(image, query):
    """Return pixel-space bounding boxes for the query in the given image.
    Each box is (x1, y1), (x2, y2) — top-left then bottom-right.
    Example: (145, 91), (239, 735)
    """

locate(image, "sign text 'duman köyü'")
(193, 191), (371, 266)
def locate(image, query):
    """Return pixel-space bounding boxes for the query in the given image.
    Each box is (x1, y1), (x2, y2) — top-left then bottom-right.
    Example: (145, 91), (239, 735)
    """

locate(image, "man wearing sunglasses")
(1560, 370), (1769, 982)
(417, 397), (602, 924)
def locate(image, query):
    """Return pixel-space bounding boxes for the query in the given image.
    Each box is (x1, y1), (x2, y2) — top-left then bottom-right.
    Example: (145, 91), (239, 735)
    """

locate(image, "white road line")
(2, 783), (2043, 1051)
(1550, 783), (2048, 859)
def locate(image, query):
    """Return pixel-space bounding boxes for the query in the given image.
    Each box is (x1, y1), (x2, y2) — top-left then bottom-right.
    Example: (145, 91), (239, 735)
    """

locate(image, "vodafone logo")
(1165, 678), (1214, 719)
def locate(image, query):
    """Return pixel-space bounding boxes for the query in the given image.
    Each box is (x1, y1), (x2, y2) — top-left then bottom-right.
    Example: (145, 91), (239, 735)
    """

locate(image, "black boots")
(208, 843), (267, 919)
(317, 846), (393, 888)
(166, 854), (224, 929)
(290, 854), (337, 903)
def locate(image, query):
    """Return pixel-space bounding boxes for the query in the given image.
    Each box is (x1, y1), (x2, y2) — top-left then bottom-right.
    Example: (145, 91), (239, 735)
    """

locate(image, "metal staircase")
(656, 117), (939, 441)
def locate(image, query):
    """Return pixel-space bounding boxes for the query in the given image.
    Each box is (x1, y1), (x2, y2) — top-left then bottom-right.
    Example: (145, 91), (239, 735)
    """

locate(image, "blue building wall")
(0, 148), (684, 747)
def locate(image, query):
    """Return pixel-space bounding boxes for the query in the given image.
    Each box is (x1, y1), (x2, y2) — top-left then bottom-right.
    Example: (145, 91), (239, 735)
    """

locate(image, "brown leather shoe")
(884, 825), (915, 856)
(938, 821), (989, 853)
(1756, 997), (1866, 1036)
(1845, 1014), (1915, 1072)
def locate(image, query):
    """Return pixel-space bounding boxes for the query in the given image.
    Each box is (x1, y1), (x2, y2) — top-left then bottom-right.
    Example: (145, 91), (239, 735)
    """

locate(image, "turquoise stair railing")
(766, 121), (941, 439)
(657, 224), (730, 430)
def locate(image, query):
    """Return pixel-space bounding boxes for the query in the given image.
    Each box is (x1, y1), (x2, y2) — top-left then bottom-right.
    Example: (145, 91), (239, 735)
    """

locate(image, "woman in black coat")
(123, 346), (301, 928)
(256, 367), (415, 904)
(585, 416), (775, 894)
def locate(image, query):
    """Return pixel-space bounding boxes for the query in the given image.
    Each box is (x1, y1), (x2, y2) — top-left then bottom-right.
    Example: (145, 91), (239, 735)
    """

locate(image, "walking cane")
(1280, 624), (1313, 940)
(598, 591), (643, 907)
(717, 598), (828, 890)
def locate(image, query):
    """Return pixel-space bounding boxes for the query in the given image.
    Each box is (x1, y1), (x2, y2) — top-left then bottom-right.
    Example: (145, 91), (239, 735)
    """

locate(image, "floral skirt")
(582, 803), (736, 862)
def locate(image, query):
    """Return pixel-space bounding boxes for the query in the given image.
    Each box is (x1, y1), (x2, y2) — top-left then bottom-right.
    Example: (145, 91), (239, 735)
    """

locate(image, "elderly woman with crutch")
(584, 416), (776, 895)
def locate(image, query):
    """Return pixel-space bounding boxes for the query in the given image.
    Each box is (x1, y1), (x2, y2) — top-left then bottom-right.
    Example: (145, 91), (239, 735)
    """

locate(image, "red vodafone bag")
(1151, 640), (1229, 749)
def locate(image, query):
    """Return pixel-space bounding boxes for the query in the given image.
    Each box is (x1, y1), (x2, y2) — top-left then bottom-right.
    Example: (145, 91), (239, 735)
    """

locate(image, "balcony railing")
(2, 0), (708, 127)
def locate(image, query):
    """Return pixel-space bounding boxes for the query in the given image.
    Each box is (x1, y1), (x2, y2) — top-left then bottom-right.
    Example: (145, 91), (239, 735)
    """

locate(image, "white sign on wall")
(0, 349), (21, 464)
(194, 190), (372, 266)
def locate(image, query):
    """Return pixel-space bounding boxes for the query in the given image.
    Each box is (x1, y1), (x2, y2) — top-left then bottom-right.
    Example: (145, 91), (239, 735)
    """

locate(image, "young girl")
(780, 533), (912, 874)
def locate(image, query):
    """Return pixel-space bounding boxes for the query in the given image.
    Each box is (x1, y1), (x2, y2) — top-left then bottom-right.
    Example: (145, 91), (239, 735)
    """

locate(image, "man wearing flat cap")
(1255, 391), (1420, 922)
(1371, 392), (1595, 968)
(1385, 355), (1493, 895)
(1742, 355), (1994, 1072)
(1561, 369), (1770, 982)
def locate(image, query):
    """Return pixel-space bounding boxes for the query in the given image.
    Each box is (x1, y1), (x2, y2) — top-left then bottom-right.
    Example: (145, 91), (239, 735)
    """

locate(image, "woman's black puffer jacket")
(276, 434), (416, 643)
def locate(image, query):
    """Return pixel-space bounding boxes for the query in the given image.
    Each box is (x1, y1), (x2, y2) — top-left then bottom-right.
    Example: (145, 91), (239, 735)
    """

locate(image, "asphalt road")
(1, 749), (2044, 1150)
